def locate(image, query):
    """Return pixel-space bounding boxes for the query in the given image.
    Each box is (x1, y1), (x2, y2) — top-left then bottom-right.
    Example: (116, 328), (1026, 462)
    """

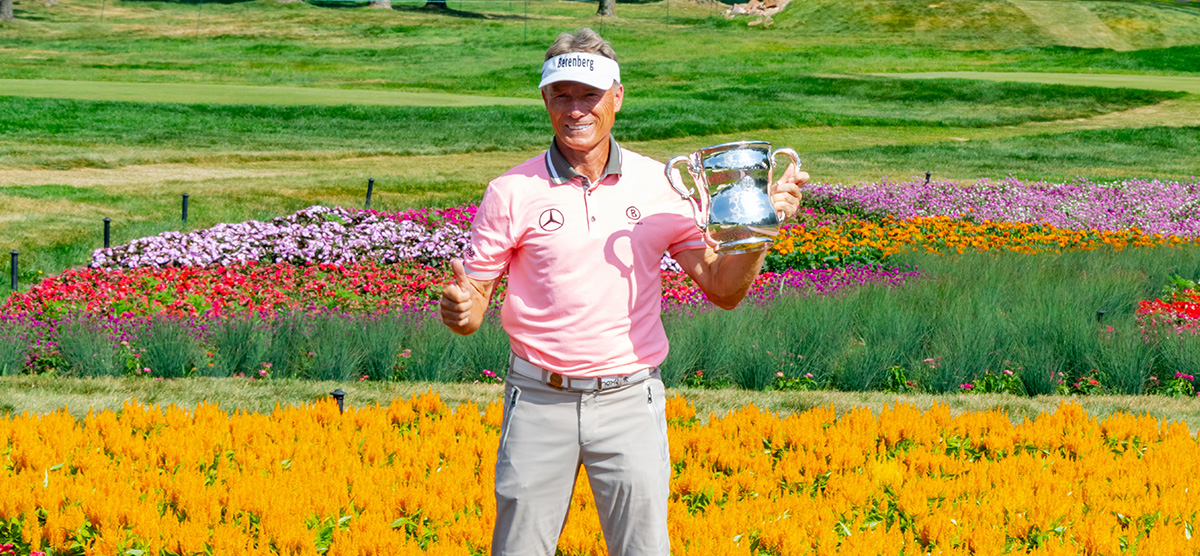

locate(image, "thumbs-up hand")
(440, 259), (475, 332)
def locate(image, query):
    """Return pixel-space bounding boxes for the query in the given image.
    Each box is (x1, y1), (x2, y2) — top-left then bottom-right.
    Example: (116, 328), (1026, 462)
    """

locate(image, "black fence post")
(103, 217), (112, 248)
(365, 178), (375, 209)
(9, 251), (17, 292)
(182, 194), (190, 224)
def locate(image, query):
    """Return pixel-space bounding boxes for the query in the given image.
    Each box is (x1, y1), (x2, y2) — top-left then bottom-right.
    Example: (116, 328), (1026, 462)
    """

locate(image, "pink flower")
(258, 369), (268, 377)
(400, 349), (412, 358)
(960, 383), (974, 390)
(804, 373), (813, 379)
(360, 375), (369, 381)
(1003, 369), (1013, 376)
(775, 372), (784, 378)
(483, 369), (496, 378)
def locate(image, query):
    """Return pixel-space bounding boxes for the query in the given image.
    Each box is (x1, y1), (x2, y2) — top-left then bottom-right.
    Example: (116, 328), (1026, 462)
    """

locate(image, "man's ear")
(612, 83), (624, 113)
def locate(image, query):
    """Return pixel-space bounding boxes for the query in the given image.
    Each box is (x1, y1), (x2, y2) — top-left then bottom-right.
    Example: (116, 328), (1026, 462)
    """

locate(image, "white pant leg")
(492, 372), (584, 556)
(581, 374), (672, 556)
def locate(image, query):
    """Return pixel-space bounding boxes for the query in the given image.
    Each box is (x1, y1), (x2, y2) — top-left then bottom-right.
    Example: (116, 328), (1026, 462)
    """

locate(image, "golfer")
(440, 28), (807, 556)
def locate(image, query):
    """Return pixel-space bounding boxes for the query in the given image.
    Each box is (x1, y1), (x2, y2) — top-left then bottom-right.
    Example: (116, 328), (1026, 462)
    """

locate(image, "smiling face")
(541, 80), (624, 159)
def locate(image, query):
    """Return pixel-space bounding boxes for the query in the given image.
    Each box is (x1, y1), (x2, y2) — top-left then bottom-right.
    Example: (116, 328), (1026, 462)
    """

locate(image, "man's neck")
(559, 138), (611, 184)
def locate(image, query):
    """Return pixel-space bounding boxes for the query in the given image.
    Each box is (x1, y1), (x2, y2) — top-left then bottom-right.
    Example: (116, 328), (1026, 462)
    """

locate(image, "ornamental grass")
(4, 393), (1200, 555)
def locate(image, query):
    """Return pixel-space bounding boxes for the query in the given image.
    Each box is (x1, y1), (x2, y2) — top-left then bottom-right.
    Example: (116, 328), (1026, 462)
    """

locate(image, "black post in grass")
(925, 171), (931, 185)
(365, 178), (375, 209)
(9, 251), (17, 292)
(103, 217), (112, 248)
(182, 194), (190, 224)
(1096, 309), (1107, 323)
(331, 389), (347, 413)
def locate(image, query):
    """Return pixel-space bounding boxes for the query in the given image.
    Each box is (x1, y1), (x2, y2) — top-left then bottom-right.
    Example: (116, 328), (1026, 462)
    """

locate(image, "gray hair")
(545, 28), (618, 62)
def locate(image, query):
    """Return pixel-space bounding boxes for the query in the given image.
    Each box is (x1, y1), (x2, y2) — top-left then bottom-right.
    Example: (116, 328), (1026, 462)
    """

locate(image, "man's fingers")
(451, 259), (469, 289)
(440, 260), (474, 329)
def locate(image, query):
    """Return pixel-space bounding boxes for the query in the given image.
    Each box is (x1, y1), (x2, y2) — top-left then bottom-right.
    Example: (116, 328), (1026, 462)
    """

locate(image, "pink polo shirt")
(464, 142), (708, 377)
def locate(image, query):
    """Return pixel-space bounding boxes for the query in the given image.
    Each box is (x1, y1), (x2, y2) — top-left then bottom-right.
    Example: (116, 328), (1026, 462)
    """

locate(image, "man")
(440, 28), (807, 556)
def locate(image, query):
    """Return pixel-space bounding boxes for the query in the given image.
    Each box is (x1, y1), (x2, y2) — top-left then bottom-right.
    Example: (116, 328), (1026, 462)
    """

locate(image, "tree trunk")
(369, 0), (391, 7)
(1, 0), (14, 22)
(596, 0), (614, 16)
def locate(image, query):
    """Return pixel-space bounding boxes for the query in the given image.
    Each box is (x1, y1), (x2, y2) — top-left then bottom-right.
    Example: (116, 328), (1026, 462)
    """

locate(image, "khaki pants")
(492, 369), (671, 556)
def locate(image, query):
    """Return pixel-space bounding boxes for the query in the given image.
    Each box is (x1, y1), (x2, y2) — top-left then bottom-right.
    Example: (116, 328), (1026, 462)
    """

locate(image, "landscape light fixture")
(331, 389), (347, 413)
(1096, 309), (1107, 323)
(925, 171), (931, 185)
(8, 251), (16, 291)
(365, 178), (375, 209)
(103, 217), (112, 248)
(182, 194), (190, 223)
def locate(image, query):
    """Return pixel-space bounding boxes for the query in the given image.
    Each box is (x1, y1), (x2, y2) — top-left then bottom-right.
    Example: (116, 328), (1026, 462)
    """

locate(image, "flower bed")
(1139, 290), (1200, 335)
(802, 177), (1200, 238)
(2, 394), (1198, 555)
(765, 215), (1199, 271)
(90, 205), (472, 270)
(3, 261), (452, 321)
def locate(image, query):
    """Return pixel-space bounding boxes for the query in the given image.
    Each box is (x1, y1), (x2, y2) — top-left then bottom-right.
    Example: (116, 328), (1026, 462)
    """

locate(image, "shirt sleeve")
(463, 185), (515, 281)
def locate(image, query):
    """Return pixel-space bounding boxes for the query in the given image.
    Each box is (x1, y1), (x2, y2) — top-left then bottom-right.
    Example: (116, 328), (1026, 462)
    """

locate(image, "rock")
(725, 0), (791, 22)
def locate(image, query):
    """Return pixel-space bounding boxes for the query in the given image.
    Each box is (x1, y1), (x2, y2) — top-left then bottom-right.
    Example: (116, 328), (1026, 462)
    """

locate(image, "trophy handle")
(770, 147), (801, 220)
(665, 155), (710, 235)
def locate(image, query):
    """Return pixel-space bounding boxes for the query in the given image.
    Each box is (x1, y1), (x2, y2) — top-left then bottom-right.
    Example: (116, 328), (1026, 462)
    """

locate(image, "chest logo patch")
(626, 206), (641, 220)
(539, 208), (565, 231)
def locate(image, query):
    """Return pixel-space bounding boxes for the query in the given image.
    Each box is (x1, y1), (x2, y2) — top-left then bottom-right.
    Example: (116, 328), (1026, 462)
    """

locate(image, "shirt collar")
(545, 135), (623, 185)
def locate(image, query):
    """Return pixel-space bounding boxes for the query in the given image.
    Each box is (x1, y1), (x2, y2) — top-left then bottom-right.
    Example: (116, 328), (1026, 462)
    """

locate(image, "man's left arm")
(673, 164), (809, 310)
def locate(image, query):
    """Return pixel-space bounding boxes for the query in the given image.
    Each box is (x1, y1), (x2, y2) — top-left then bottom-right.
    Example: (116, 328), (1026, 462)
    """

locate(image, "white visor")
(538, 53), (621, 91)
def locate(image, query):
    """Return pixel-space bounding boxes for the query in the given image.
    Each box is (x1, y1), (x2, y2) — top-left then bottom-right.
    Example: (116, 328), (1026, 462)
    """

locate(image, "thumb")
(450, 259), (469, 290)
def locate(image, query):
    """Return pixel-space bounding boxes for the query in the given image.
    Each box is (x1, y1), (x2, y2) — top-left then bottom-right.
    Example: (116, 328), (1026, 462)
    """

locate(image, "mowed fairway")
(0, 0), (1199, 281)
(0, 78), (540, 106)
(877, 72), (1200, 95)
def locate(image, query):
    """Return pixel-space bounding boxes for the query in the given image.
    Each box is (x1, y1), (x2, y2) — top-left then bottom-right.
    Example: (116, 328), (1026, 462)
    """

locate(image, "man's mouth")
(566, 124), (593, 131)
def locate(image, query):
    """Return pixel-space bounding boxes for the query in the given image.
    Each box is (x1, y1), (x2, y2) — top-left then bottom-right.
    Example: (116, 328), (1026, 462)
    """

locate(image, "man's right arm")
(440, 259), (497, 336)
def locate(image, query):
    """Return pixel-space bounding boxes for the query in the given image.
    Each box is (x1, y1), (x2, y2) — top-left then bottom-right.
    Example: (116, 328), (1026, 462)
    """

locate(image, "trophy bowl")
(666, 140), (801, 255)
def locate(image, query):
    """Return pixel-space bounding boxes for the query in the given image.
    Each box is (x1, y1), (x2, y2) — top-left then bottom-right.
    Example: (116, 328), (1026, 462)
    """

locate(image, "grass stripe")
(0, 78), (541, 107)
(875, 72), (1200, 95)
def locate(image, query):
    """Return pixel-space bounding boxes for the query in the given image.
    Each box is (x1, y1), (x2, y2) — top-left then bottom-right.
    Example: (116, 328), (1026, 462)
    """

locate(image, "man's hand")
(440, 259), (480, 334)
(773, 162), (809, 221)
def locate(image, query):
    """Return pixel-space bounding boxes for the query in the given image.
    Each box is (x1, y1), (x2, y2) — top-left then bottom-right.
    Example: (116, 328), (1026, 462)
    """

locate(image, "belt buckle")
(547, 372), (565, 391)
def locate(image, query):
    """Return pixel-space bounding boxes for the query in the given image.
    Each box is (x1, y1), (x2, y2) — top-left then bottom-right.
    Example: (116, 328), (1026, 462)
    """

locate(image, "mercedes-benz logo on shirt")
(626, 206), (641, 220)
(539, 209), (565, 231)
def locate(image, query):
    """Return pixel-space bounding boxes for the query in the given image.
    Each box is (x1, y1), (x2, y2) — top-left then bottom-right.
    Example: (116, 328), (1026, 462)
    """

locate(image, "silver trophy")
(665, 140), (801, 254)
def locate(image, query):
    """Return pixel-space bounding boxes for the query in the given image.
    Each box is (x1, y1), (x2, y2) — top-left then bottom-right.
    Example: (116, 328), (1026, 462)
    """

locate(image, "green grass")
(879, 71), (1200, 94)
(0, 78), (541, 106)
(816, 126), (1200, 182)
(0, 0), (1197, 326)
(0, 78), (1175, 167)
(6, 375), (1200, 432)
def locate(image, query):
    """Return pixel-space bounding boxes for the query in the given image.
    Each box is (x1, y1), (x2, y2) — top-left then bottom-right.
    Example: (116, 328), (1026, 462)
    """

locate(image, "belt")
(508, 354), (655, 392)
